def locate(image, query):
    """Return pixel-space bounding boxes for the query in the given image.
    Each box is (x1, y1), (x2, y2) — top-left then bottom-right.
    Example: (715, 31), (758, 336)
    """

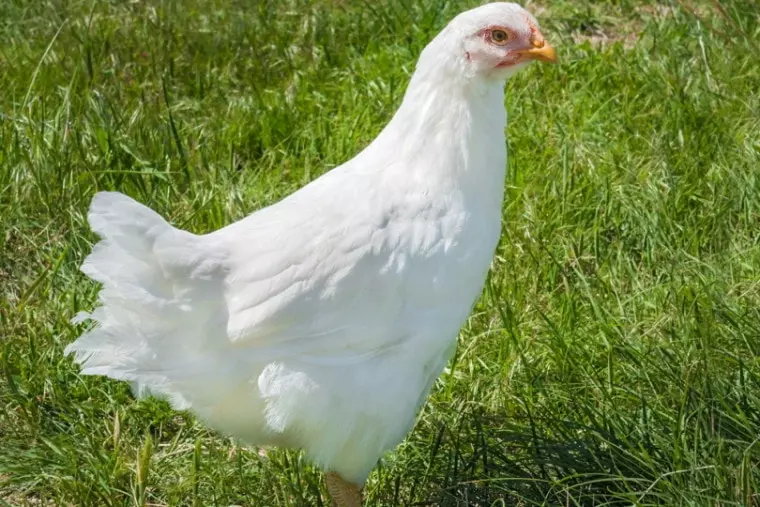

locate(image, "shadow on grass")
(391, 396), (760, 506)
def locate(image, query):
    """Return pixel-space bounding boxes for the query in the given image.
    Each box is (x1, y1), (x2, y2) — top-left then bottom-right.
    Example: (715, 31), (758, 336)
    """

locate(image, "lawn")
(1, 0), (759, 505)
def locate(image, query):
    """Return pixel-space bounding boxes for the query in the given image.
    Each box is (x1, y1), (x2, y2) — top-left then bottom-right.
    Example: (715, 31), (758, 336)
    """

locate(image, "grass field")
(2, 0), (760, 505)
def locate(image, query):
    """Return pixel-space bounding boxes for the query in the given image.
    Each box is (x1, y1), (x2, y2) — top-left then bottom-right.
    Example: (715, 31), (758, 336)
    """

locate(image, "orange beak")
(516, 35), (557, 63)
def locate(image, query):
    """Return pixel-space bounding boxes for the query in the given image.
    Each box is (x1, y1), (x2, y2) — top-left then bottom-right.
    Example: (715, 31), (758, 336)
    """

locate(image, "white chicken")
(65, 3), (555, 505)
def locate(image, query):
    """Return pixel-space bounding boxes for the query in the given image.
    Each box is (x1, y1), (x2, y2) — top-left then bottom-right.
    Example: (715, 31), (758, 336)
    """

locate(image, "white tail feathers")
(65, 192), (227, 410)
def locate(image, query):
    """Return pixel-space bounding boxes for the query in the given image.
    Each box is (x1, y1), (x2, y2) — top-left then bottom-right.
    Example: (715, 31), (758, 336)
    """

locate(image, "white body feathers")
(66, 4), (519, 484)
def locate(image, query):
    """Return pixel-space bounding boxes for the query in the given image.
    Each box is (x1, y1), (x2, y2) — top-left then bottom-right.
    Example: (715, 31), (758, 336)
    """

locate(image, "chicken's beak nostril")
(532, 37), (545, 49)
(515, 40), (557, 63)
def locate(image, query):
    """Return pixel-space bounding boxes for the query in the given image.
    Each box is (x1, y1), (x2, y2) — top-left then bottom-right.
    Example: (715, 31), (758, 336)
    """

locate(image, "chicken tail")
(65, 192), (225, 410)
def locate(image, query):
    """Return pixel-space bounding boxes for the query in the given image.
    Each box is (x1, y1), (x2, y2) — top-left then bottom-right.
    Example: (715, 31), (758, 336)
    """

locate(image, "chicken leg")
(325, 472), (362, 507)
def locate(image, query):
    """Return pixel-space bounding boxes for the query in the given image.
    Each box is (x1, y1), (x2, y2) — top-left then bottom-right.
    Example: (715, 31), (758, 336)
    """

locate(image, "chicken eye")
(490, 29), (510, 45)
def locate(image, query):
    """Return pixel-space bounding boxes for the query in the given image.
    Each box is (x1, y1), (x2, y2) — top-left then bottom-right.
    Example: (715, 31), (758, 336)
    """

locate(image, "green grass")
(1, 0), (759, 505)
